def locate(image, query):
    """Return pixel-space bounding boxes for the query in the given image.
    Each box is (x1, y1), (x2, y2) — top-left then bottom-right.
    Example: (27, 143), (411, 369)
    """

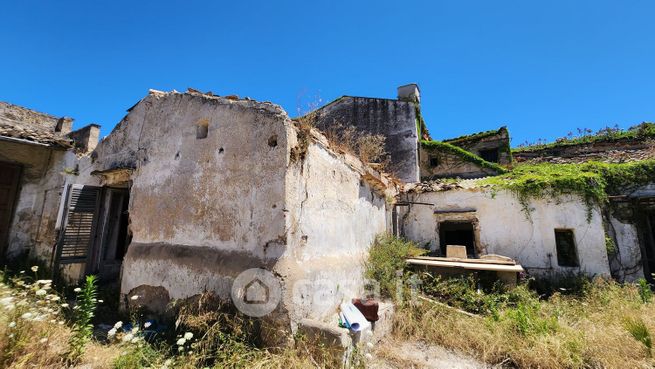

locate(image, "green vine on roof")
(421, 140), (508, 174)
(479, 160), (655, 221)
(513, 122), (655, 153)
(444, 127), (507, 146)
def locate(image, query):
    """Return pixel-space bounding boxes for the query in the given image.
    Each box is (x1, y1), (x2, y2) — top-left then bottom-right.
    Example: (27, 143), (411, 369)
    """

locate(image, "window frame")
(554, 229), (579, 267)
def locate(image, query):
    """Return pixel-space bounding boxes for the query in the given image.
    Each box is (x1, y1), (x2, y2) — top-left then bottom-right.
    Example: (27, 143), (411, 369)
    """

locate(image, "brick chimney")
(397, 83), (420, 103)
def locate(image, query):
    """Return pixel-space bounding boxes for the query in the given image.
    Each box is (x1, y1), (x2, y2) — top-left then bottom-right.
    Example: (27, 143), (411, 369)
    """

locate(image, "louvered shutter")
(55, 184), (101, 264)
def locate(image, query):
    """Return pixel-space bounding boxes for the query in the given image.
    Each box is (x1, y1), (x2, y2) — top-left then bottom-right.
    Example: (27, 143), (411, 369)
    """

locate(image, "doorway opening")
(439, 221), (476, 258)
(634, 201), (655, 283)
(89, 187), (131, 282)
(0, 162), (21, 259)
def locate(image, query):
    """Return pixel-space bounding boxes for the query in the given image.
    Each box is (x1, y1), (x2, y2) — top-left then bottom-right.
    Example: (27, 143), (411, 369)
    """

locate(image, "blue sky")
(1, 1), (653, 146)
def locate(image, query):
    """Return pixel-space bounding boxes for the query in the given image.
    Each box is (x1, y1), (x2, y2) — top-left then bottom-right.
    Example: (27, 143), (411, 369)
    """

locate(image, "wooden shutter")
(55, 184), (101, 264)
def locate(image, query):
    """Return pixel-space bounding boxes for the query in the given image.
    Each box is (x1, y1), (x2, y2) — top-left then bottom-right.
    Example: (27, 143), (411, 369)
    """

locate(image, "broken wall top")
(295, 95), (421, 183)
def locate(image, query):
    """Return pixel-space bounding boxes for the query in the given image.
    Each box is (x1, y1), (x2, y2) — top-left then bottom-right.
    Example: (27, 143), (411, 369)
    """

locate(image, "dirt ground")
(370, 340), (495, 369)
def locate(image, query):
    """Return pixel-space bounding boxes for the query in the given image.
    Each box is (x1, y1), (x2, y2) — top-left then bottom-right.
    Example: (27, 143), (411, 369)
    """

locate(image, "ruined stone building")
(0, 84), (654, 331)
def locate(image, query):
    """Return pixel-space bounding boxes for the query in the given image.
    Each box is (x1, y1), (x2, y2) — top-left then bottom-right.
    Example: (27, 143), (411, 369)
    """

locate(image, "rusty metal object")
(352, 298), (379, 322)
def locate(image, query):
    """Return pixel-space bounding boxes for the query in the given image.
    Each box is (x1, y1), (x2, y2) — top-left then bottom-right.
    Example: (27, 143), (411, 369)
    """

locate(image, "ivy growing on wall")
(420, 140), (508, 174)
(479, 160), (655, 221)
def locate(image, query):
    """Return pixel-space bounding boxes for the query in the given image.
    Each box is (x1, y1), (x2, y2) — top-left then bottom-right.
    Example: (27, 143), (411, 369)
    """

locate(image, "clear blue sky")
(1, 1), (654, 146)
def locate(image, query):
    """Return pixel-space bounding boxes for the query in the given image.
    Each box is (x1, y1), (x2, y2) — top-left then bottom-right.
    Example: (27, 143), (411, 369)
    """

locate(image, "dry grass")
(321, 121), (388, 168)
(394, 278), (655, 369)
(0, 272), (121, 369)
(0, 278), (338, 369)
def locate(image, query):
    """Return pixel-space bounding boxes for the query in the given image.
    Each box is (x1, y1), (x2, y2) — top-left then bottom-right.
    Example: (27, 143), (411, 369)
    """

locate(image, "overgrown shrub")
(638, 278), (653, 304)
(624, 317), (652, 356)
(364, 234), (426, 298)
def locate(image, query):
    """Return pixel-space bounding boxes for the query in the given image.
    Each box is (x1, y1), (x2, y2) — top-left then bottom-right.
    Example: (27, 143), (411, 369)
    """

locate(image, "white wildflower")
(183, 332), (193, 340)
(35, 289), (47, 296)
(131, 326), (139, 334)
(130, 295), (139, 301)
(130, 337), (139, 344)
(108, 328), (117, 337)
(20, 312), (33, 320)
(114, 321), (123, 329)
(98, 299), (103, 303)
(31, 266), (38, 272)
(73, 288), (82, 293)
(60, 303), (69, 308)
(122, 333), (134, 342)
(0, 297), (13, 305)
(36, 280), (52, 285)
(8, 322), (15, 328)
(19, 270), (25, 274)
(176, 338), (186, 346)
(144, 322), (152, 328)
(50, 295), (61, 301)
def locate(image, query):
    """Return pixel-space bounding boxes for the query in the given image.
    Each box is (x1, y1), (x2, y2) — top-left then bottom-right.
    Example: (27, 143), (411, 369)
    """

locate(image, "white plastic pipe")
(340, 302), (370, 332)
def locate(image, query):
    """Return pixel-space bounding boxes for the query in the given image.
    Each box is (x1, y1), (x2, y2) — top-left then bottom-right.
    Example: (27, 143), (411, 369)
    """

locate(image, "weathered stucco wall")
(607, 211), (644, 281)
(1, 141), (76, 260)
(81, 92), (291, 304)
(279, 131), (389, 324)
(300, 96), (420, 183)
(399, 188), (611, 277)
(69, 91), (393, 331)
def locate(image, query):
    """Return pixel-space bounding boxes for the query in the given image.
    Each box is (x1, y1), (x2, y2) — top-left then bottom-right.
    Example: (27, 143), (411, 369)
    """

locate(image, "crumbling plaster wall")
(302, 97), (420, 183)
(67, 91), (393, 333)
(279, 131), (390, 324)
(1, 141), (77, 260)
(80, 92), (291, 304)
(399, 189), (611, 277)
(606, 210), (644, 282)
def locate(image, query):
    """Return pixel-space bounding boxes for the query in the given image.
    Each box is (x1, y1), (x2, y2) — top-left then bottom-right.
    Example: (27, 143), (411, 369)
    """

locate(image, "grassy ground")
(3, 237), (655, 368)
(0, 269), (335, 369)
(368, 234), (655, 369)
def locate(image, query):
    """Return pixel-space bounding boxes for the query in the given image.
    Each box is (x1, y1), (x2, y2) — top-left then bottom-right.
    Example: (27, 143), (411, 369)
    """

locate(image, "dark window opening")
(555, 229), (579, 267)
(429, 155), (440, 167)
(479, 148), (499, 163)
(196, 120), (209, 139)
(439, 221), (476, 258)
